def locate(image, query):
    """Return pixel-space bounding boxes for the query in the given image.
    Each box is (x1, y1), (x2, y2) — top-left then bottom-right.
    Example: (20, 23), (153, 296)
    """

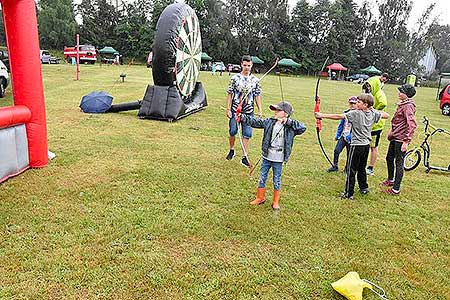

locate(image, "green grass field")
(1, 64), (449, 299)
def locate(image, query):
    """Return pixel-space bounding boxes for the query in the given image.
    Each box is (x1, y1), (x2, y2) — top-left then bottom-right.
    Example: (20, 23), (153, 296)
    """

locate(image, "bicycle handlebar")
(423, 116), (430, 132)
(423, 116), (450, 136)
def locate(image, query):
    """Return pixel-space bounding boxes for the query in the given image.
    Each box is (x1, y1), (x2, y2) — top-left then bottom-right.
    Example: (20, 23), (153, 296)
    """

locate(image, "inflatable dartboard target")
(152, 3), (202, 97)
(110, 2), (208, 121)
(81, 5), (207, 121)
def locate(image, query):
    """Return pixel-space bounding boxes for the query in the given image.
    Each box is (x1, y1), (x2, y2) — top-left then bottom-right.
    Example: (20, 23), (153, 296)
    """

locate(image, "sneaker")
(359, 188), (369, 195)
(381, 179), (394, 187)
(366, 167), (374, 176)
(241, 156), (251, 168)
(226, 149), (235, 160)
(327, 165), (339, 172)
(382, 188), (400, 195)
(339, 192), (354, 200)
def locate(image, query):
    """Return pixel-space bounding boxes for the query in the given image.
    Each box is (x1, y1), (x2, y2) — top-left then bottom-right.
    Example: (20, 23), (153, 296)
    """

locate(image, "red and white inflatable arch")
(0, 0), (48, 183)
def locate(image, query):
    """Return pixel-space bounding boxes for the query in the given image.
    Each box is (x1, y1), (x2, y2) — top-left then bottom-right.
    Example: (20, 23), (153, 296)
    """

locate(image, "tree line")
(1, 0), (450, 79)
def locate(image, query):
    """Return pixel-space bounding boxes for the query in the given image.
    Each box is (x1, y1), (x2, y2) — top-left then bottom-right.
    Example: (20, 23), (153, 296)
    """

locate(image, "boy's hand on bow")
(236, 111), (241, 123)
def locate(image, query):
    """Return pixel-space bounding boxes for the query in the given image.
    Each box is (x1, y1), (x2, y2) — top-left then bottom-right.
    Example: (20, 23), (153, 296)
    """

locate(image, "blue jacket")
(240, 115), (306, 163)
(335, 109), (352, 142)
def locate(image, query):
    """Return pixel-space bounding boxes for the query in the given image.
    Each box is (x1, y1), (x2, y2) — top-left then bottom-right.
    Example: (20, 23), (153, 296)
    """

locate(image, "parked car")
(40, 50), (54, 64)
(40, 50), (60, 64)
(212, 62), (226, 72)
(345, 73), (369, 83)
(438, 83), (450, 116)
(0, 59), (9, 98)
(200, 62), (209, 71)
(0, 49), (10, 71)
(40, 50), (50, 63)
(227, 64), (241, 73)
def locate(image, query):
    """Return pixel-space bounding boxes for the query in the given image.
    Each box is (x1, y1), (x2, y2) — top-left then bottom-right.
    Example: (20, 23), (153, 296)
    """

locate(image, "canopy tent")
(361, 65), (382, 74)
(98, 46), (119, 55)
(201, 52), (212, 61)
(251, 56), (264, 64)
(278, 58), (301, 68)
(327, 63), (348, 71)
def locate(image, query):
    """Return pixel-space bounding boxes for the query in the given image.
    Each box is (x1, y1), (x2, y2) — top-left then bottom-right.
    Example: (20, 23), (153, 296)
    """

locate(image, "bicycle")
(404, 116), (450, 173)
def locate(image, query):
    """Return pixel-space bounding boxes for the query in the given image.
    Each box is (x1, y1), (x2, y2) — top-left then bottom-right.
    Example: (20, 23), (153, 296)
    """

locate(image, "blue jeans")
(258, 158), (283, 190)
(229, 112), (253, 139)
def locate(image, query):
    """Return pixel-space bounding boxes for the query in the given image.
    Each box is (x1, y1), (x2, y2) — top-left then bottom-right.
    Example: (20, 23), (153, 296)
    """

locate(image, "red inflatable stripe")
(0, 166), (30, 184)
(0, 105), (31, 129)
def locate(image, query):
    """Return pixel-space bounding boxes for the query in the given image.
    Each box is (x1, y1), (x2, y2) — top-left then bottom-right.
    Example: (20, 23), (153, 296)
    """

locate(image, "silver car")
(0, 59), (9, 98)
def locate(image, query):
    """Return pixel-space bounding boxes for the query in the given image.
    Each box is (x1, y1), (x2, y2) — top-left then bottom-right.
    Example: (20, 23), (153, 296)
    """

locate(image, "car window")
(42, 51), (50, 56)
(80, 45), (95, 51)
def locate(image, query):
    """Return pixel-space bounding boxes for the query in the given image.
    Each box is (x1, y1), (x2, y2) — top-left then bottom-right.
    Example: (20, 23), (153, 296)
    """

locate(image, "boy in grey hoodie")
(315, 93), (390, 200)
(381, 84), (417, 195)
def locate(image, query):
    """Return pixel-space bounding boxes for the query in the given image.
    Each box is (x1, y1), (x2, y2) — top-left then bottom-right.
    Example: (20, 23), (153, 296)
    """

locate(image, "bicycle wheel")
(404, 149), (421, 171)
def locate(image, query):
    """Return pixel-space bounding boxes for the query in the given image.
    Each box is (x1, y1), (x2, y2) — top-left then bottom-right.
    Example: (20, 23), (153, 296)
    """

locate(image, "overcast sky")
(287, 0), (450, 28)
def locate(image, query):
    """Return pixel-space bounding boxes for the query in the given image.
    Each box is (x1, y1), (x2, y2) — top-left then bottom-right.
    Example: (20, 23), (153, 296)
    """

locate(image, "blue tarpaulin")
(80, 91), (113, 113)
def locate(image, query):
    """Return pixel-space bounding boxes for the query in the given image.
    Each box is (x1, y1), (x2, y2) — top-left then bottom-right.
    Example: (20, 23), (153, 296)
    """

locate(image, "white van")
(40, 50), (52, 64)
(0, 59), (9, 98)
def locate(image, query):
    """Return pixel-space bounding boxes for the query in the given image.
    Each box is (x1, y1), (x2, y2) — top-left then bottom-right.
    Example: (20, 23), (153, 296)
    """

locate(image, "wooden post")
(76, 33), (80, 80)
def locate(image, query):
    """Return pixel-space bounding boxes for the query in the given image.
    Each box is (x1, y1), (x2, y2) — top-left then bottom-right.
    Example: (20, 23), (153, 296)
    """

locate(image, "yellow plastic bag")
(332, 271), (388, 300)
(332, 272), (372, 300)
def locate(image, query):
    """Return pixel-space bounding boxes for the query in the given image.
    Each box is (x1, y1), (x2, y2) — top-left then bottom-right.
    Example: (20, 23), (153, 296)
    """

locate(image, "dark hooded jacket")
(387, 98), (417, 143)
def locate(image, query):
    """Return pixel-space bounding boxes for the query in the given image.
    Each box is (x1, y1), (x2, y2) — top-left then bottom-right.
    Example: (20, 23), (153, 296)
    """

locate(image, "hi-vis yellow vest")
(366, 76), (387, 132)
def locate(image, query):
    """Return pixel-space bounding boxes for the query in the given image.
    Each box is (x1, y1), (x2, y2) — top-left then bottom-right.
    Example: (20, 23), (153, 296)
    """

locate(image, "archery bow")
(235, 58), (280, 167)
(314, 57), (334, 167)
(236, 57), (280, 121)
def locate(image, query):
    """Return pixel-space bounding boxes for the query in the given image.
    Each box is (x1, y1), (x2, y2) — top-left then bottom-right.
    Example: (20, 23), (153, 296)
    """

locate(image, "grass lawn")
(1, 64), (449, 299)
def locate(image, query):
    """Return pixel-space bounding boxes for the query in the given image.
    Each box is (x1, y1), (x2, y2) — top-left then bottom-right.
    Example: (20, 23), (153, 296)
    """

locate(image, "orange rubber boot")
(250, 188), (266, 205)
(272, 190), (281, 210)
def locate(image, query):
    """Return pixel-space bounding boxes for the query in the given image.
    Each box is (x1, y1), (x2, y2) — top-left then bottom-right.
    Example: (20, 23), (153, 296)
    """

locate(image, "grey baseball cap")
(269, 101), (293, 115)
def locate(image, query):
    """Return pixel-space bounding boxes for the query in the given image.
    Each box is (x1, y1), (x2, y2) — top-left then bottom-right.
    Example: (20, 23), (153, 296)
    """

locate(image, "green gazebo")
(278, 58), (301, 68)
(201, 52), (212, 61)
(98, 46), (119, 55)
(251, 56), (264, 64)
(360, 65), (382, 74)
